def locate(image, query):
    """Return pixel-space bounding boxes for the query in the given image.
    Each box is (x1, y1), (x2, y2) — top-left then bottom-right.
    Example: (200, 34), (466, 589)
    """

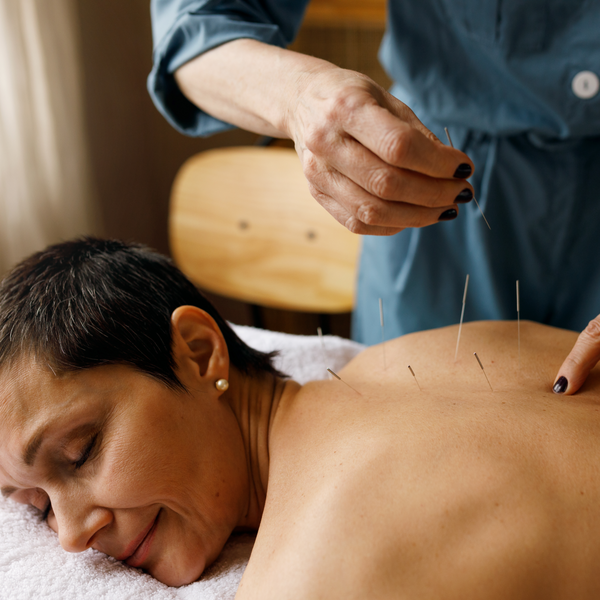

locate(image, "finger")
(319, 136), (474, 208)
(316, 192), (405, 236)
(345, 102), (474, 180)
(381, 94), (443, 145)
(306, 163), (460, 233)
(553, 317), (600, 395)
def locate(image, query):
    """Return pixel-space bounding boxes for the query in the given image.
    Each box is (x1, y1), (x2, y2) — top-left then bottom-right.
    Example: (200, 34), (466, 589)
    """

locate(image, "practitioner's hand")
(286, 65), (475, 235)
(176, 42), (474, 235)
(553, 316), (600, 394)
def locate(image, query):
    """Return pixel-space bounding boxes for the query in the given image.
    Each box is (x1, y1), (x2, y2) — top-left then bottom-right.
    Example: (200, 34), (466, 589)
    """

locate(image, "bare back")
(237, 322), (600, 599)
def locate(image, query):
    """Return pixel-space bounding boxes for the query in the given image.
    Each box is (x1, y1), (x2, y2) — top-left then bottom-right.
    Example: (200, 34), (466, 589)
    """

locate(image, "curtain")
(0, 0), (97, 274)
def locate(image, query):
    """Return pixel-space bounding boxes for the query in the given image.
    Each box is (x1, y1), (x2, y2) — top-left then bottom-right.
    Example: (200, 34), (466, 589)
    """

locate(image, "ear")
(170, 305), (229, 391)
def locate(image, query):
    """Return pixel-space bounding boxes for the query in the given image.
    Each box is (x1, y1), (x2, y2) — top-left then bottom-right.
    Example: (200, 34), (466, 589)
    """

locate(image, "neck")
(226, 368), (298, 530)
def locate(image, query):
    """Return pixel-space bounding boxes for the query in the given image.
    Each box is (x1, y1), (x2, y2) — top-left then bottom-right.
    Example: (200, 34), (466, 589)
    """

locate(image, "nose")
(50, 492), (113, 553)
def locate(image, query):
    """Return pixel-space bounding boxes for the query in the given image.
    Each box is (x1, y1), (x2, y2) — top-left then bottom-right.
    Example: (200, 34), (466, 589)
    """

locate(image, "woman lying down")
(1, 238), (600, 599)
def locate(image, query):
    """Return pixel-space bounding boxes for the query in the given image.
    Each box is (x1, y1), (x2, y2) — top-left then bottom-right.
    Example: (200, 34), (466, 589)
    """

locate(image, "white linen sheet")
(0, 325), (364, 600)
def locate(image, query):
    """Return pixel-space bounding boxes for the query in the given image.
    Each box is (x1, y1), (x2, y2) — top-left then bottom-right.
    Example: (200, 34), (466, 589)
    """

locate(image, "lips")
(118, 509), (161, 568)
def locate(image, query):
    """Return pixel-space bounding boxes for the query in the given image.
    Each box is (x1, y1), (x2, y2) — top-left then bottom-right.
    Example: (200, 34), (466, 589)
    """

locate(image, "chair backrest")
(304, 0), (386, 27)
(169, 146), (360, 313)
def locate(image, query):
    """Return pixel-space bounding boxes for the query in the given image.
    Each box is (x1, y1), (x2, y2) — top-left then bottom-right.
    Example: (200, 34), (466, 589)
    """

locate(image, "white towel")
(0, 326), (364, 599)
(231, 324), (364, 385)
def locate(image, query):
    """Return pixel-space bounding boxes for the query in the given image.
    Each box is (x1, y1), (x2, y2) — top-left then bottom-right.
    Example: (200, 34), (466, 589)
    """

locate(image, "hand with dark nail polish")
(175, 49), (478, 235)
(553, 314), (600, 396)
(553, 376), (568, 394)
(455, 189), (473, 203)
(453, 164), (472, 178)
(438, 208), (458, 221)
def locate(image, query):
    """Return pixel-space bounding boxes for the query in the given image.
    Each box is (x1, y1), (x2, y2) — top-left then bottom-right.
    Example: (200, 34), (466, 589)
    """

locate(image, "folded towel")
(231, 324), (364, 385)
(0, 326), (364, 599)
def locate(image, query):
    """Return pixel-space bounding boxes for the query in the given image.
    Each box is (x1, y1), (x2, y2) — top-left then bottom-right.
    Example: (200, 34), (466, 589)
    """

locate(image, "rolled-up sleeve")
(148, 0), (309, 136)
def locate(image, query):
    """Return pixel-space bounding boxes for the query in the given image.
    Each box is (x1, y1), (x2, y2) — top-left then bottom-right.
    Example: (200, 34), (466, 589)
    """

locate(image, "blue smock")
(148, 0), (600, 345)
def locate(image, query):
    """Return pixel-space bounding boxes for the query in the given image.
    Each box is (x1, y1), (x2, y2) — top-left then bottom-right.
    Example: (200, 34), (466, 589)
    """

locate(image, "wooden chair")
(304, 0), (386, 27)
(169, 146), (360, 329)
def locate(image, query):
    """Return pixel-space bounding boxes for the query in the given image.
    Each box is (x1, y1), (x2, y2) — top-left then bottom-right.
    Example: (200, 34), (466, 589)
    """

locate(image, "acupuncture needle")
(327, 368), (362, 395)
(379, 298), (387, 370)
(474, 352), (493, 392)
(444, 127), (491, 230)
(408, 365), (421, 391)
(454, 273), (470, 362)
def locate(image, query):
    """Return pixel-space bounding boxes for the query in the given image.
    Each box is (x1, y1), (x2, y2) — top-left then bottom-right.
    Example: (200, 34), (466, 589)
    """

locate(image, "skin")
(239, 320), (600, 599)
(2, 310), (600, 596)
(0, 306), (288, 586)
(175, 37), (600, 420)
(175, 40), (475, 236)
(555, 316), (600, 395)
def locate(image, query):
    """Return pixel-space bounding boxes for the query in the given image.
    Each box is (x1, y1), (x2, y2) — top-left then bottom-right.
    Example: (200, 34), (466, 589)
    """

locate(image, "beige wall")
(74, 1), (386, 335)
(76, 0), (257, 256)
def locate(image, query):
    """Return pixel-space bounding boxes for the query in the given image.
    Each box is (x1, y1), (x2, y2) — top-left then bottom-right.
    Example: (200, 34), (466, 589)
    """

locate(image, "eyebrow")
(0, 428), (48, 498)
(1, 419), (84, 499)
(23, 428), (47, 468)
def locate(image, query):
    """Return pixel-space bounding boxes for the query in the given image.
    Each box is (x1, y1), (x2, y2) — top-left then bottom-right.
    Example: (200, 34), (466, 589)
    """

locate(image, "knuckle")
(355, 202), (383, 226)
(325, 92), (363, 123)
(381, 126), (413, 165)
(343, 216), (368, 235)
(583, 318), (600, 343)
(303, 122), (330, 154)
(366, 167), (398, 199)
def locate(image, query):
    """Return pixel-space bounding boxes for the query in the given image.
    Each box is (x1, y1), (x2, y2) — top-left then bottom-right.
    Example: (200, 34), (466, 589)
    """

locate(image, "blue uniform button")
(571, 71), (599, 99)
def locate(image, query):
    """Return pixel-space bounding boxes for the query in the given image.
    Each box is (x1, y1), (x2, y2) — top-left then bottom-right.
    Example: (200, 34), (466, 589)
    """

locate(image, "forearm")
(175, 37), (475, 236)
(174, 39), (335, 138)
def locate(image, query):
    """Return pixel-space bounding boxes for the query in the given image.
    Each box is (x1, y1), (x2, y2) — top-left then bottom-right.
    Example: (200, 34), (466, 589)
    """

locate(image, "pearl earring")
(215, 378), (229, 392)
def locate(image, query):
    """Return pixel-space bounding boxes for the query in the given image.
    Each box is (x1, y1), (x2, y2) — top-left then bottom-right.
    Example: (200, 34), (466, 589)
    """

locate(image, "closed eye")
(74, 433), (99, 470)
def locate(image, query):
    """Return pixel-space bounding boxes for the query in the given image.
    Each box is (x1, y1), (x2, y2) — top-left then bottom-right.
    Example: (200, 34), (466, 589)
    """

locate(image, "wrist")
(275, 52), (341, 141)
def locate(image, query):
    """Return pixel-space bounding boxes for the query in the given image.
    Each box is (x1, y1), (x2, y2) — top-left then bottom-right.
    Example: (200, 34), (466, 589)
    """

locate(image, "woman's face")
(0, 357), (249, 586)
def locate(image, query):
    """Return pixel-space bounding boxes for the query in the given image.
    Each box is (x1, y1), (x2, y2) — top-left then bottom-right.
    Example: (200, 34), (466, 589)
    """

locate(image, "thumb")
(553, 317), (600, 395)
(383, 93), (441, 144)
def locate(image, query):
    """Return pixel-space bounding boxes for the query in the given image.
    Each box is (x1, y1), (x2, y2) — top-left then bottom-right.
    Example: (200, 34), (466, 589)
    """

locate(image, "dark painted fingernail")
(553, 376), (568, 394)
(453, 163), (472, 178)
(438, 208), (458, 221)
(455, 188), (473, 203)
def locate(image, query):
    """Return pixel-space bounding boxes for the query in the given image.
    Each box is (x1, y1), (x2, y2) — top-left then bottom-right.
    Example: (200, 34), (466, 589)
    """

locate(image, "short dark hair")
(0, 237), (283, 388)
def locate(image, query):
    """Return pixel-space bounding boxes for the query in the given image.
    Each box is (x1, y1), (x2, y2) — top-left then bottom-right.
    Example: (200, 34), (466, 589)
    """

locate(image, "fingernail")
(438, 208), (458, 221)
(455, 188), (473, 203)
(453, 163), (472, 178)
(553, 376), (568, 394)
